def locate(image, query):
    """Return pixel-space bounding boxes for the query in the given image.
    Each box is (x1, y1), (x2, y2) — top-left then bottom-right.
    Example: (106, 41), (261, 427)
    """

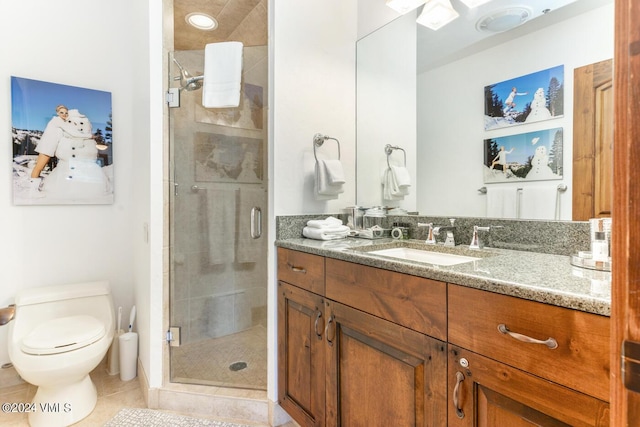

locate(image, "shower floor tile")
(171, 325), (267, 390)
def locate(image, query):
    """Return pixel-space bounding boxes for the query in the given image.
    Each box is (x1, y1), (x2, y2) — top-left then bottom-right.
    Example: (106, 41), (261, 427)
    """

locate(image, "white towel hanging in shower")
(202, 41), (244, 108)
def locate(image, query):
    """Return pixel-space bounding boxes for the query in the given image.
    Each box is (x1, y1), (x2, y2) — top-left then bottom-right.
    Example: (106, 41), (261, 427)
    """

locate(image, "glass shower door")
(168, 48), (268, 390)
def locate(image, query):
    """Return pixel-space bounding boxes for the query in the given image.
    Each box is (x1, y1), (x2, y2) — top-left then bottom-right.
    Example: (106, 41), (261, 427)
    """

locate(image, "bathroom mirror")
(356, 0), (614, 220)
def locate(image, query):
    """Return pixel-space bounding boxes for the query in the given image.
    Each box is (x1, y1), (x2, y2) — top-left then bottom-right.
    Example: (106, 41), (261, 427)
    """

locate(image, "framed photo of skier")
(484, 127), (563, 183)
(484, 65), (564, 131)
(11, 77), (114, 205)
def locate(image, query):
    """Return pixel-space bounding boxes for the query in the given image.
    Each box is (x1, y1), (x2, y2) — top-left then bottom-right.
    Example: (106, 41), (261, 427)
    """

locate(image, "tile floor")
(0, 360), (297, 427)
(172, 326), (267, 390)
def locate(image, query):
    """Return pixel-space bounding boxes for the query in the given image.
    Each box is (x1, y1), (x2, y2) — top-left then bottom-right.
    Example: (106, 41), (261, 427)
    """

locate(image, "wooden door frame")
(612, 0), (640, 423)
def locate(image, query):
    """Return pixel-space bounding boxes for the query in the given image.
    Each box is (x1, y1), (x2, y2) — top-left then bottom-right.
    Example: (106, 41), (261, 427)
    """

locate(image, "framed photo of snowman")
(483, 128), (563, 183)
(11, 77), (113, 205)
(484, 65), (564, 131)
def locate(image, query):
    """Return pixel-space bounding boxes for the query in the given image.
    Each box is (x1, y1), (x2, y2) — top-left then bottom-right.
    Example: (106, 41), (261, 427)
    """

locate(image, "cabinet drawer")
(448, 284), (610, 401)
(277, 248), (325, 295)
(325, 258), (447, 341)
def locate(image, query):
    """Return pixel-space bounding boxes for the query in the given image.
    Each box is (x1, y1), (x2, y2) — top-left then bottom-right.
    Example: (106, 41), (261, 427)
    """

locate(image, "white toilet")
(8, 281), (115, 427)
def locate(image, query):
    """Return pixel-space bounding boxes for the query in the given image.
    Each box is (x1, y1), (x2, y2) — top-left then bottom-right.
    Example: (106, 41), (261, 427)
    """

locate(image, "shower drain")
(229, 361), (248, 371)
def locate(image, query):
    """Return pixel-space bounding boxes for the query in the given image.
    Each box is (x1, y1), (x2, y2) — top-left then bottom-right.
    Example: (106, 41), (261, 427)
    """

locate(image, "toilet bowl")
(7, 281), (115, 427)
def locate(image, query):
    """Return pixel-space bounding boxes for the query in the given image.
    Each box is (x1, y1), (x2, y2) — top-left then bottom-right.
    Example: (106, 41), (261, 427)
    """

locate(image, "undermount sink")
(368, 246), (481, 266)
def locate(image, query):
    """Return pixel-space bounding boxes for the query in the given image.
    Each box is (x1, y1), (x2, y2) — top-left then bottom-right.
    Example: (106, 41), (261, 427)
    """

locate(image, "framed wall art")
(484, 65), (564, 131)
(11, 77), (113, 205)
(484, 127), (563, 183)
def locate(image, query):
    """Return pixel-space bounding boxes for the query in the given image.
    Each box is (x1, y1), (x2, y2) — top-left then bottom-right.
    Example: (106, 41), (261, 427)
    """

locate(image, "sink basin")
(368, 247), (481, 266)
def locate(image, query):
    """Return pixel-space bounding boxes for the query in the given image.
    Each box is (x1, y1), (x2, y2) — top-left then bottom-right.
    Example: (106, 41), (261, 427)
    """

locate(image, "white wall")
(417, 3), (614, 218)
(0, 1), (147, 368)
(273, 0), (358, 216)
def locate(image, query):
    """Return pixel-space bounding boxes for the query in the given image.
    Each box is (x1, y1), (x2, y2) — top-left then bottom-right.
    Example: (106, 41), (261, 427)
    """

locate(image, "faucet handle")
(469, 225), (491, 249)
(417, 222), (436, 245)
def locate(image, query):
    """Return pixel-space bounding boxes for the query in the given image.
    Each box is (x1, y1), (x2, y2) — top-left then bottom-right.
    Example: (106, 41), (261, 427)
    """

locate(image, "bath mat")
(103, 407), (256, 427)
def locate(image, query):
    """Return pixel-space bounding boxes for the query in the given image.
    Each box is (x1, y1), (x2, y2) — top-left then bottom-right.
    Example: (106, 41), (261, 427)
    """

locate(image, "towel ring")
(313, 133), (341, 162)
(385, 144), (406, 168)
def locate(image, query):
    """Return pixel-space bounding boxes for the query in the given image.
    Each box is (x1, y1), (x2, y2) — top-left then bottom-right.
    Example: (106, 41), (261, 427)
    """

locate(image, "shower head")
(172, 56), (204, 91)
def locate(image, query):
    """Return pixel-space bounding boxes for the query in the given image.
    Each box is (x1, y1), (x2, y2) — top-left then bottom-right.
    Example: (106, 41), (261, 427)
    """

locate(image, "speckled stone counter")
(275, 237), (611, 317)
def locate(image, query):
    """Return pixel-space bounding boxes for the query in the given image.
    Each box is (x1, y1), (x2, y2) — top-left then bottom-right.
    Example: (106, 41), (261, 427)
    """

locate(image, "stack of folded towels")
(382, 165), (411, 201)
(302, 216), (351, 241)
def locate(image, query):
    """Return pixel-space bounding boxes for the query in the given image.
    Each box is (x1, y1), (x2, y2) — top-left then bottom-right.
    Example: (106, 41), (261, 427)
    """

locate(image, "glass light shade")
(459, 0), (493, 8)
(417, 0), (460, 30)
(185, 13), (218, 31)
(386, 0), (427, 14)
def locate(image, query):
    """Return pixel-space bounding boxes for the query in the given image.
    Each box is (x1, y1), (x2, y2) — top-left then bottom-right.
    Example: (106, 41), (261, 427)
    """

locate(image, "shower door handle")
(250, 207), (262, 239)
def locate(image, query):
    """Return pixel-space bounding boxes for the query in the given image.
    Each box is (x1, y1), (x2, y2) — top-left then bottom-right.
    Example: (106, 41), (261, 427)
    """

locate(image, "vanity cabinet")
(447, 284), (610, 426)
(277, 248), (448, 427)
(277, 248), (610, 426)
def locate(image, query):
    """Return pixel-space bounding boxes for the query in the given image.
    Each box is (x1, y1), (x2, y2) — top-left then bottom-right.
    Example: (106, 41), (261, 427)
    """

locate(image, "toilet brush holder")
(118, 332), (138, 381)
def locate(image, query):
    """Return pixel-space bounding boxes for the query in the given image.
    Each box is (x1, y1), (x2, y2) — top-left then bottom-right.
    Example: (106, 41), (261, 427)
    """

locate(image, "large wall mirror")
(356, 0), (613, 221)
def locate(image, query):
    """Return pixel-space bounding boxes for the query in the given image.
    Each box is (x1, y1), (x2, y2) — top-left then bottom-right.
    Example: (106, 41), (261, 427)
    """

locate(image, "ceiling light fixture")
(476, 7), (532, 33)
(185, 12), (218, 31)
(385, 0), (427, 14)
(416, 0), (459, 31)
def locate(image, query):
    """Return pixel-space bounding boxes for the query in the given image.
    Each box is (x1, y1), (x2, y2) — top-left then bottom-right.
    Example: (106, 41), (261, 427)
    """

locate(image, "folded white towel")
(315, 160), (344, 198)
(323, 159), (345, 185)
(390, 166), (411, 188)
(520, 186), (557, 220)
(303, 225), (351, 240)
(486, 187), (518, 219)
(306, 216), (343, 228)
(382, 168), (409, 201)
(202, 41), (244, 108)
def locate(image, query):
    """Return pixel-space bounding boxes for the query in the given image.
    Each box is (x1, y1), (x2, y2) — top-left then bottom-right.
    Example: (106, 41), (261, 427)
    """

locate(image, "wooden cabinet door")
(448, 345), (610, 427)
(278, 281), (326, 427)
(325, 300), (447, 427)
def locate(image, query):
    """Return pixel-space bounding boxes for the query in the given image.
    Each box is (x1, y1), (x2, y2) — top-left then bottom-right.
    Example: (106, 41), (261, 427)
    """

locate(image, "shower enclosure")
(168, 47), (268, 390)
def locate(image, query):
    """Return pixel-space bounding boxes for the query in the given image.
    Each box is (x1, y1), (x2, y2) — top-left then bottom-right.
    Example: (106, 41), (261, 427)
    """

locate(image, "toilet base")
(28, 374), (97, 427)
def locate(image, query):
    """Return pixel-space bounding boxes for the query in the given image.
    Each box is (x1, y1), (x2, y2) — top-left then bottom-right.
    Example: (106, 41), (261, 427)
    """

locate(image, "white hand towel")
(521, 186), (557, 220)
(390, 166), (411, 188)
(315, 160), (344, 198)
(486, 187), (517, 219)
(202, 188), (237, 264)
(323, 159), (346, 185)
(202, 41), (244, 108)
(303, 225), (351, 240)
(306, 216), (343, 228)
(382, 168), (408, 201)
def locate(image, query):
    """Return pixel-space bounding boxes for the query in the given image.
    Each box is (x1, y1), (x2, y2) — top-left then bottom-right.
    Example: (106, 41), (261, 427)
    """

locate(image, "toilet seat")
(21, 315), (106, 355)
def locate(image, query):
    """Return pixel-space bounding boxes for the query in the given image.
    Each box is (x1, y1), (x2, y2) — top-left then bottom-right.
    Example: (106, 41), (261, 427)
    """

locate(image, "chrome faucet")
(469, 225), (491, 249)
(433, 218), (457, 247)
(417, 222), (436, 244)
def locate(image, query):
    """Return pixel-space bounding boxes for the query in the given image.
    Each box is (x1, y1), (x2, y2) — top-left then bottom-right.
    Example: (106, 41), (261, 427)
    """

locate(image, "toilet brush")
(107, 306), (124, 375)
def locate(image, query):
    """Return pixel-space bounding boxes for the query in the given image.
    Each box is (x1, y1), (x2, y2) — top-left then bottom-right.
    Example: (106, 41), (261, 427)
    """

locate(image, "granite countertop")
(275, 237), (611, 317)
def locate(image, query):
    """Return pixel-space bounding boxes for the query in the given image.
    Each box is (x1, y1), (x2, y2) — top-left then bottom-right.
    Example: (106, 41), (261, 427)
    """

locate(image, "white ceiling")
(417, 0), (613, 72)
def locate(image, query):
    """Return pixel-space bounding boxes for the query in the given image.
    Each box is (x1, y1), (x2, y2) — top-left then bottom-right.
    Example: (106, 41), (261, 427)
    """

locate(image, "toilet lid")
(21, 315), (106, 355)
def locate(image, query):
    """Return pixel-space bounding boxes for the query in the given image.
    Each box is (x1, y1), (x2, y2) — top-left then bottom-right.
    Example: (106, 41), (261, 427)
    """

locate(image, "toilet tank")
(11, 281), (115, 341)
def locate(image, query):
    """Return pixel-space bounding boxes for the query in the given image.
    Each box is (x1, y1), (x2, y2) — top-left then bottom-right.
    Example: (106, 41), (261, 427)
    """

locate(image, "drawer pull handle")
(286, 262), (306, 274)
(498, 324), (558, 349)
(453, 371), (465, 419)
(314, 311), (323, 339)
(325, 315), (335, 347)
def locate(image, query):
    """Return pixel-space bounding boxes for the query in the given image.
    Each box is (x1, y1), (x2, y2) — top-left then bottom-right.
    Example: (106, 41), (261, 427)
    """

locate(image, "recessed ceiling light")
(476, 6), (532, 33)
(186, 12), (218, 31)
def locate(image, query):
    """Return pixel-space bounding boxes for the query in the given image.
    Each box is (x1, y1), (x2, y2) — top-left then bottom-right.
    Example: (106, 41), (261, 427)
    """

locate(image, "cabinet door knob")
(498, 324), (558, 349)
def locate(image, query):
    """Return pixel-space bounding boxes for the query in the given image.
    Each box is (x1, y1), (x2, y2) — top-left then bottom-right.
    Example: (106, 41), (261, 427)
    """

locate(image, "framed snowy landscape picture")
(11, 77), (113, 205)
(484, 127), (563, 183)
(484, 65), (564, 131)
